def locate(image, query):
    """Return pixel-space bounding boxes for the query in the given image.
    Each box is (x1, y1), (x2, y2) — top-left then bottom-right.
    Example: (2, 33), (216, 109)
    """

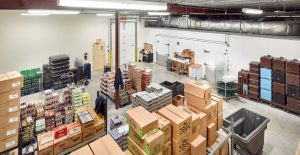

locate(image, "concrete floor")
(21, 62), (300, 155)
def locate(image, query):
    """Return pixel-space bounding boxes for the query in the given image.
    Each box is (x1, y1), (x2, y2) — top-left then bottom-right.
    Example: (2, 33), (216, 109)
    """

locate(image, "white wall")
(0, 11), (110, 73)
(144, 27), (300, 78)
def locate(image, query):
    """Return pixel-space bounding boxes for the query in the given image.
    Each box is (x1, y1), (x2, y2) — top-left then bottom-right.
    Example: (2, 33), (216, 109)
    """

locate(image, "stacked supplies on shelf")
(128, 63), (137, 80)
(35, 118), (46, 136)
(72, 88), (83, 110)
(141, 69), (152, 91)
(133, 68), (142, 92)
(109, 118), (129, 152)
(286, 59), (300, 114)
(122, 69), (128, 79)
(20, 68), (42, 96)
(100, 72), (110, 95)
(260, 55), (274, 103)
(82, 92), (91, 107)
(272, 57), (287, 106)
(125, 79), (136, 95)
(21, 117), (35, 145)
(42, 64), (52, 90)
(248, 61), (261, 100)
(64, 105), (74, 125)
(45, 110), (55, 132)
(44, 90), (59, 111)
(119, 88), (129, 106)
(49, 54), (70, 90)
(110, 115), (126, 130)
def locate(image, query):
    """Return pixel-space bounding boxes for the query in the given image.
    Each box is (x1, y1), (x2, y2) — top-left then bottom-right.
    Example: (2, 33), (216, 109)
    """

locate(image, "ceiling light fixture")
(96, 13), (114, 17)
(28, 10), (80, 15)
(242, 8), (263, 15)
(20, 13), (49, 16)
(145, 20), (158, 22)
(58, 0), (167, 11)
(147, 12), (170, 16)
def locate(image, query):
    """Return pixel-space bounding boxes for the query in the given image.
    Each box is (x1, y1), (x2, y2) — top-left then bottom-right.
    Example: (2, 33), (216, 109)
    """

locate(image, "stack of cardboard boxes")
(141, 70), (152, 91)
(0, 71), (23, 153)
(127, 106), (164, 155)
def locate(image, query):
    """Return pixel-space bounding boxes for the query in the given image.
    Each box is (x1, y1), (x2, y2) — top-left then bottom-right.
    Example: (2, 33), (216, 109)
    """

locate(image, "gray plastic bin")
(223, 108), (270, 155)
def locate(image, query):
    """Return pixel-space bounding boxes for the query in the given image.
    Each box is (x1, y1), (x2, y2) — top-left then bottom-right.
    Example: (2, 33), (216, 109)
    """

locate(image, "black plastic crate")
(160, 81), (176, 97)
(173, 81), (184, 96)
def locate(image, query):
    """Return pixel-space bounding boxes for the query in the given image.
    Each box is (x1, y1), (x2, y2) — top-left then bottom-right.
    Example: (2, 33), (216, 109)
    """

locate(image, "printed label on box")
(9, 117), (18, 123)
(7, 129), (16, 136)
(9, 93), (18, 100)
(9, 106), (18, 113)
(6, 140), (15, 148)
(12, 81), (21, 88)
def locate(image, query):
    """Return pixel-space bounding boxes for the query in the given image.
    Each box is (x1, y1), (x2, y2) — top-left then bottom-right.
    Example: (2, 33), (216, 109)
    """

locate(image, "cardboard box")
(89, 135), (125, 155)
(87, 106), (98, 120)
(185, 81), (212, 109)
(212, 95), (223, 115)
(95, 117), (105, 135)
(0, 111), (20, 128)
(37, 132), (54, 155)
(152, 113), (171, 143)
(8, 148), (18, 155)
(78, 110), (94, 131)
(0, 123), (19, 141)
(189, 101), (217, 125)
(5, 71), (24, 90)
(0, 135), (18, 152)
(207, 123), (217, 147)
(127, 106), (159, 138)
(217, 113), (223, 130)
(177, 105), (200, 141)
(172, 95), (184, 107)
(219, 141), (229, 155)
(54, 124), (68, 139)
(124, 150), (133, 155)
(163, 141), (171, 155)
(191, 135), (206, 155)
(82, 126), (96, 141)
(172, 135), (191, 155)
(69, 131), (83, 148)
(54, 135), (69, 155)
(67, 122), (82, 135)
(70, 145), (94, 155)
(158, 105), (192, 141)
(0, 74), (10, 93)
(129, 127), (164, 155)
(128, 136), (148, 155)
(0, 89), (21, 105)
(0, 100), (19, 117)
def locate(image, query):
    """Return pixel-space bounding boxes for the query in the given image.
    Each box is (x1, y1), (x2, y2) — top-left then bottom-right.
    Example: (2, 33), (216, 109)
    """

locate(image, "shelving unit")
(217, 80), (238, 101)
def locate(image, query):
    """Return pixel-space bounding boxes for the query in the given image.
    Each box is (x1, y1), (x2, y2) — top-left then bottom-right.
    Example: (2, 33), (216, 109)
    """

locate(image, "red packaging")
(54, 125), (68, 139)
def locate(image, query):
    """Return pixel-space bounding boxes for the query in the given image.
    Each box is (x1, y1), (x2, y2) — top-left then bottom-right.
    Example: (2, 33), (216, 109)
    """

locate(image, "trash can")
(223, 108), (270, 155)
(166, 59), (172, 71)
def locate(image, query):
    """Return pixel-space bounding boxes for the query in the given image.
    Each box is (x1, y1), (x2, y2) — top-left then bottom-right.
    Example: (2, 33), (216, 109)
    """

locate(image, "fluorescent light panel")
(20, 13), (49, 16)
(147, 12), (170, 16)
(242, 8), (263, 15)
(28, 10), (80, 15)
(58, 0), (167, 11)
(96, 13), (114, 17)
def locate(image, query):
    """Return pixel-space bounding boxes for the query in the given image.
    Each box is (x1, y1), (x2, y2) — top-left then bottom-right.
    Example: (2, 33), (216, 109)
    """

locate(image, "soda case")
(20, 68), (42, 96)
(82, 92), (91, 107)
(260, 55), (274, 69)
(272, 57), (286, 71)
(49, 54), (70, 90)
(286, 59), (300, 75)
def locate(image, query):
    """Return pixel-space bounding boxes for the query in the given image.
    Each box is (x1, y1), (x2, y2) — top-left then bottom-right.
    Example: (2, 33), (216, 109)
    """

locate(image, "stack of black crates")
(272, 57), (287, 107)
(248, 62), (260, 101)
(49, 54), (71, 90)
(43, 64), (52, 90)
(286, 59), (300, 114)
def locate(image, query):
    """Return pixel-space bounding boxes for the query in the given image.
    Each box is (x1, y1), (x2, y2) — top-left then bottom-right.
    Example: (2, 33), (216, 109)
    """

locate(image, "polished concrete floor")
(21, 62), (300, 155)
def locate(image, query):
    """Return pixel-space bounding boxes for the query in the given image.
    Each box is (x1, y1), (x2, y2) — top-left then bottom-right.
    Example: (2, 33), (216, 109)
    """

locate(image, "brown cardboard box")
(152, 113), (171, 143)
(0, 89), (21, 105)
(129, 127), (164, 155)
(158, 105), (192, 141)
(212, 95), (223, 115)
(89, 135), (125, 155)
(8, 148), (18, 155)
(124, 150), (133, 155)
(128, 136), (148, 155)
(0, 123), (19, 141)
(0, 74), (10, 93)
(69, 131), (83, 148)
(95, 118), (105, 135)
(82, 126), (96, 141)
(5, 71), (24, 90)
(190, 101), (217, 125)
(54, 135), (69, 155)
(163, 141), (171, 155)
(0, 100), (20, 117)
(177, 105), (200, 141)
(217, 113), (223, 130)
(70, 145), (94, 155)
(37, 132), (54, 155)
(0, 135), (18, 152)
(219, 141), (229, 155)
(207, 123), (217, 147)
(188, 107), (208, 138)
(172, 95), (184, 107)
(127, 106), (159, 139)
(87, 106), (98, 120)
(0, 111), (20, 128)
(172, 135), (191, 155)
(185, 81), (212, 109)
(191, 135), (206, 155)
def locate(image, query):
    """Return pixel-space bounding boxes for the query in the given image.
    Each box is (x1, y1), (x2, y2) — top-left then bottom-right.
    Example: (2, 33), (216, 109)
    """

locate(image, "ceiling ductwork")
(145, 16), (300, 36)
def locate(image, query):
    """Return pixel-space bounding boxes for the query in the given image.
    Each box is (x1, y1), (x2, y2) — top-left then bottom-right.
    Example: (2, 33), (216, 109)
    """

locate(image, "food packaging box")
(185, 81), (212, 109)
(0, 111), (20, 128)
(219, 141), (229, 155)
(67, 122), (81, 135)
(5, 71), (24, 90)
(272, 57), (286, 71)
(54, 124), (68, 139)
(158, 105), (192, 141)
(207, 123), (217, 147)
(217, 113), (224, 130)
(0, 100), (20, 117)
(177, 105), (200, 141)
(272, 82), (286, 95)
(172, 95), (184, 107)
(191, 135), (206, 155)
(89, 135), (125, 155)
(129, 127), (164, 155)
(187, 106), (208, 137)
(87, 106), (98, 120)
(286, 59), (300, 75)
(95, 117), (105, 135)
(82, 126), (95, 141)
(0, 135), (18, 152)
(0, 74), (10, 93)
(163, 141), (171, 155)
(287, 73), (300, 86)
(70, 145), (94, 155)
(124, 149), (133, 155)
(69, 131), (83, 148)
(260, 55), (273, 69)
(128, 136), (148, 155)
(211, 95), (223, 115)
(0, 123), (19, 141)
(0, 89), (21, 105)
(152, 113), (171, 143)
(54, 135), (69, 155)
(78, 110), (94, 131)
(189, 101), (217, 126)
(249, 61), (260, 70)
(172, 135), (191, 155)
(127, 106), (159, 138)
(37, 132), (54, 155)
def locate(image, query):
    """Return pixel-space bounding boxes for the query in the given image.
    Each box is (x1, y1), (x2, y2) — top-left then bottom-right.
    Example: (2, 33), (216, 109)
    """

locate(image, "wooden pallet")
(259, 98), (271, 105)
(272, 102), (300, 116)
